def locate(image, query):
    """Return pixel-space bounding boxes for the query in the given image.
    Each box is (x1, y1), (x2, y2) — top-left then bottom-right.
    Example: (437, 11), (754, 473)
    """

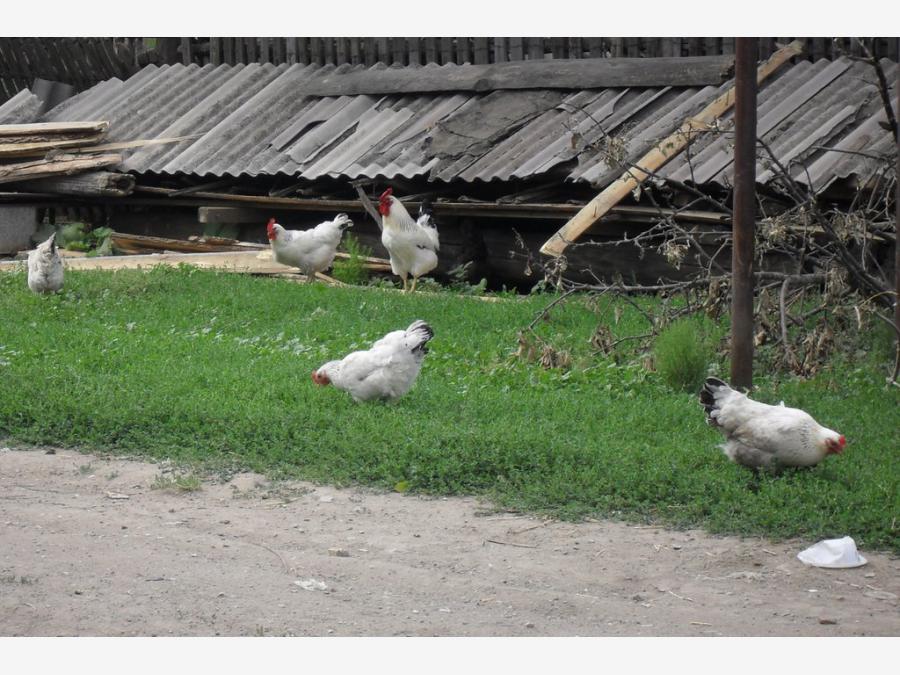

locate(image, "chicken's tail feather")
(406, 320), (434, 355)
(699, 376), (730, 423)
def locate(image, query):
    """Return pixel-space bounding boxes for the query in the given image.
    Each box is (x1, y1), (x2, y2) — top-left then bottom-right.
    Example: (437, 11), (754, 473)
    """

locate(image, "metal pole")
(730, 37), (758, 389)
(894, 49), (899, 382)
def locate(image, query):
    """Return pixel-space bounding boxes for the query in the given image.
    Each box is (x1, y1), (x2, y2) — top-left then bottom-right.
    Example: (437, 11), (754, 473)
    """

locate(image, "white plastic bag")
(797, 536), (868, 568)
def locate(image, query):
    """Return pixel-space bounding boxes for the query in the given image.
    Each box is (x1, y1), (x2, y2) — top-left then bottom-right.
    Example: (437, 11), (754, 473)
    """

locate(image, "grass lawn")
(1, 265), (897, 552)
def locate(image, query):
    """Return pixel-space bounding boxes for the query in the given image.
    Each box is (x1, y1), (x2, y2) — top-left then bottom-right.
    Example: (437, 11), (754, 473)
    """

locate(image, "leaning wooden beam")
(539, 40), (804, 257)
(16, 171), (135, 197)
(0, 153), (121, 185)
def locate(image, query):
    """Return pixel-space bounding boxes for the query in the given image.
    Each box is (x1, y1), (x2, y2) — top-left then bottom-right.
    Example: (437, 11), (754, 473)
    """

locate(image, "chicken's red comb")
(839, 435), (846, 447)
(379, 187), (393, 202)
(267, 217), (276, 226)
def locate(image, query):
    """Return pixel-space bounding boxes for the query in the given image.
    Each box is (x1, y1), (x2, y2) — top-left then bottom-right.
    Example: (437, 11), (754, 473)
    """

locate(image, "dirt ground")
(1, 446), (897, 637)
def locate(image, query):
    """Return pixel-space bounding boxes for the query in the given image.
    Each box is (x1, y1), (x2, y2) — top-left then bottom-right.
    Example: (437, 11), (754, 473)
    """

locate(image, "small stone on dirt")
(328, 548), (350, 557)
(819, 618), (837, 625)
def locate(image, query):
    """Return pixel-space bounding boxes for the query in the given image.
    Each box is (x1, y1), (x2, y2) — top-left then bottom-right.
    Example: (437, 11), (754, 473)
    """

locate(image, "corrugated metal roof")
(36, 57), (898, 194)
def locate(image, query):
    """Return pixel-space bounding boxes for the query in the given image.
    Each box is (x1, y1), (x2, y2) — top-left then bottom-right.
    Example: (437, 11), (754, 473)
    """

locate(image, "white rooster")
(27, 232), (64, 294)
(266, 214), (352, 282)
(699, 377), (846, 471)
(312, 320), (434, 402)
(378, 188), (439, 292)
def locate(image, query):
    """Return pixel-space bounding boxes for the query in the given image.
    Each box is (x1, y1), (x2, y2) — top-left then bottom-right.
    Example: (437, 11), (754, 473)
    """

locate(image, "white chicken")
(312, 320), (434, 402)
(378, 188), (439, 292)
(266, 214), (353, 282)
(27, 232), (64, 294)
(699, 377), (846, 471)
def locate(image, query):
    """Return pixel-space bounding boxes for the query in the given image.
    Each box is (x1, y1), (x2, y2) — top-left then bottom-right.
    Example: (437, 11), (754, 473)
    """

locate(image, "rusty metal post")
(730, 37), (758, 389)
(894, 52), (899, 380)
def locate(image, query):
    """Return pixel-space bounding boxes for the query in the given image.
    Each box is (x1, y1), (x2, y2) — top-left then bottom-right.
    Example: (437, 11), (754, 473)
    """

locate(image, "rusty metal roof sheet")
(37, 57), (897, 194)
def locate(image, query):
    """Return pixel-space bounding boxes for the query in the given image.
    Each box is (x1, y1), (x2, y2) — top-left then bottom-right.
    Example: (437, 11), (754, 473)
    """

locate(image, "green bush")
(653, 318), (718, 392)
(331, 233), (372, 286)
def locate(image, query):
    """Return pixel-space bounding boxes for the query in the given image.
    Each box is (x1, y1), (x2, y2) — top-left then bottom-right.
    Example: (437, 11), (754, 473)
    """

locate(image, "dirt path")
(1, 446), (897, 636)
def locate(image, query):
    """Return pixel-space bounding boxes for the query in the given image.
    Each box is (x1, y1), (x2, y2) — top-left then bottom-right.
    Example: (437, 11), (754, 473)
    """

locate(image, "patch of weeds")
(331, 233), (372, 286)
(77, 463), (94, 475)
(57, 223), (115, 257)
(151, 472), (202, 492)
(105, 471), (119, 481)
(653, 317), (721, 392)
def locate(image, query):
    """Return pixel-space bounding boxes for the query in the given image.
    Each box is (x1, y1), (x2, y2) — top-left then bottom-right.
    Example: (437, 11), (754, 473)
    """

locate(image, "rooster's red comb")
(379, 187), (393, 202)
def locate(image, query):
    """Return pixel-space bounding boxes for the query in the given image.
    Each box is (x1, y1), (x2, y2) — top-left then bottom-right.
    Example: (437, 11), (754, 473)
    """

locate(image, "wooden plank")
(376, 37), (389, 64)
(493, 37), (507, 63)
(199, 206), (274, 223)
(568, 37), (582, 59)
(473, 37), (489, 64)
(158, 38), (179, 64)
(456, 36), (470, 64)
(588, 38), (605, 58)
(349, 37), (361, 65)
(0, 153), (121, 184)
(17, 171), (134, 197)
(550, 37), (566, 59)
(423, 37), (437, 64)
(527, 37), (544, 60)
(508, 37), (524, 61)
(391, 37), (406, 65)
(539, 40), (805, 257)
(259, 37), (271, 62)
(440, 37), (454, 65)
(285, 37), (297, 64)
(222, 37), (234, 64)
(721, 37), (735, 55)
(323, 37), (336, 65)
(297, 37), (310, 64)
(210, 37), (221, 65)
(181, 37), (192, 65)
(281, 55), (736, 96)
(625, 37), (639, 57)
(273, 37), (285, 63)
(705, 36), (719, 56)
(335, 36), (349, 65)
(609, 37), (623, 57)
(0, 122), (109, 138)
(363, 38), (376, 66)
(407, 37), (421, 65)
(244, 37), (257, 62)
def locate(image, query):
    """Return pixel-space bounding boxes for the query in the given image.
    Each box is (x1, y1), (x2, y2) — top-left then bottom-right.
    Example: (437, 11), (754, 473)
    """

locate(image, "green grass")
(1, 265), (897, 552)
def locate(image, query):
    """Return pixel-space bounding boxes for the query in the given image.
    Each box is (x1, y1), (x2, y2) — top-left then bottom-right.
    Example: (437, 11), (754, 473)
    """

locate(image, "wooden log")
(0, 153), (121, 185)
(16, 171), (135, 197)
(539, 40), (804, 257)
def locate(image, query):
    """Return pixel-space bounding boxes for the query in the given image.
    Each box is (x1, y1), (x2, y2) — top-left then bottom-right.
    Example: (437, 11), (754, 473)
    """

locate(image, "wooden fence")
(178, 36), (899, 67)
(3, 36), (897, 105)
(0, 37), (134, 102)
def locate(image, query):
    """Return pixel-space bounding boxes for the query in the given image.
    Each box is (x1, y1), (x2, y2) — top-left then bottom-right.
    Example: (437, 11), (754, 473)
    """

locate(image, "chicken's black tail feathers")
(407, 320), (434, 355)
(699, 377), (730, 419)
(417, 198), (436, 229)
